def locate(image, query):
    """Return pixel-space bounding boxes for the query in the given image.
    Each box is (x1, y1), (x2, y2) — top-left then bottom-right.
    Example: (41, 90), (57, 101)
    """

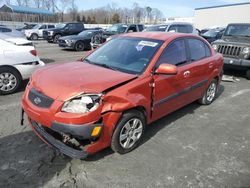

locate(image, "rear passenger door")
(185, 38), (213, 101)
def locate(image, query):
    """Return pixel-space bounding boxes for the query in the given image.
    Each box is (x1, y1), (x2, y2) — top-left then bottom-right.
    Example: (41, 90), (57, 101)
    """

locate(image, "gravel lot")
(0, 40), (250, 188)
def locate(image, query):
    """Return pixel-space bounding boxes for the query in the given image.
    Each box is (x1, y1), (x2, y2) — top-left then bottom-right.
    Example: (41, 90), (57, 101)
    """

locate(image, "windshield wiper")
(93, 63), (118, 71)
(85, 59), (118, 71)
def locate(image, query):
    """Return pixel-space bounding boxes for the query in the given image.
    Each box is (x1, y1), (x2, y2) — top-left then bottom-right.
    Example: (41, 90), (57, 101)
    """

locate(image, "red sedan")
(22, 32), (223, 159)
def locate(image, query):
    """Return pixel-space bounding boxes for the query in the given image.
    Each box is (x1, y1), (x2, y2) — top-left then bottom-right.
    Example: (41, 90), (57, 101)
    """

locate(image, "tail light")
(30, 50), (37, 56)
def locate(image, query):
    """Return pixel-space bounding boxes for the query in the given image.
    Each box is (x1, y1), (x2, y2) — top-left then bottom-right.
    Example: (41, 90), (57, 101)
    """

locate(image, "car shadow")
(40, 58), (55, 64)
(224, 69), (247, 79)
(87, 84), (225, 161)
(0, 131), (71, 188)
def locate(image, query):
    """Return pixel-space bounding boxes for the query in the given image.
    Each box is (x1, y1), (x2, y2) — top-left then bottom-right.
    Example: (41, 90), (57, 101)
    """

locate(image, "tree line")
(0, 0), (164, 24)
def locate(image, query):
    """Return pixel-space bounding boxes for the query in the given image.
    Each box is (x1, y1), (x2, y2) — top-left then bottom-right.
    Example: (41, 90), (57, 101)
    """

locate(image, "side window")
(127, 25), (137, 32)
(187, 39), (206, 61)
(39, 25), (46, 29)
(48, 25), (55, 29)
(205, 43), (211, 57)
(156, 39), (187, 66)
(76, 23), (84, 30)
(1, 28), (11, 32)
(138, 25), (144, 31)
(168, 25), (178, 32)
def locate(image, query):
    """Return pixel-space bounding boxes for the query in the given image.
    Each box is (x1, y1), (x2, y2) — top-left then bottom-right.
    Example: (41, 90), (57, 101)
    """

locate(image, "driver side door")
(152, 39), (192, 121)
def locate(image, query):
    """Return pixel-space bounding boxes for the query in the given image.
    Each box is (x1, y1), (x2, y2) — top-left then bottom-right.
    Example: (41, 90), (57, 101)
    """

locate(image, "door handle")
(183, 71), (190, 77)
(209, 63), (214, 68)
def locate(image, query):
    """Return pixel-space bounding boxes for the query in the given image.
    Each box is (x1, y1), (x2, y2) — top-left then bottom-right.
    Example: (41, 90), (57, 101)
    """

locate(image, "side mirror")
(155, 63), (178, 75)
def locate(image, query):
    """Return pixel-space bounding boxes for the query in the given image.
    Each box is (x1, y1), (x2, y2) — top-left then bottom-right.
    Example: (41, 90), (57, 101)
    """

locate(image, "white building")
(194, 2), (250, 30)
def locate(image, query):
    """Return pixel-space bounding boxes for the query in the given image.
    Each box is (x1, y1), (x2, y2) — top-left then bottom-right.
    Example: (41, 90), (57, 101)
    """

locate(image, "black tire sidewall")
(53, 34), (61, 43)
(111, 110), (146, 154)
(31, 33), (38, 40)
(246, 70), (250, 80)
(0, 67), (22, 95)
(75, 41), (84, 51)
(202, 79), (218, 105)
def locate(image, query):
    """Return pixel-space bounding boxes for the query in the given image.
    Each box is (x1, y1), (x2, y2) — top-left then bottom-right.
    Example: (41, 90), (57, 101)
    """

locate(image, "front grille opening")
(218, 45), (242, 56)
(42, 125), (91, 151)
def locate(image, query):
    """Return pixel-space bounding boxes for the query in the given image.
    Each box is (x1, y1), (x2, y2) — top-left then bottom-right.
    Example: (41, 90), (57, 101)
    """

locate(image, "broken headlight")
(62, 94), (102, 114)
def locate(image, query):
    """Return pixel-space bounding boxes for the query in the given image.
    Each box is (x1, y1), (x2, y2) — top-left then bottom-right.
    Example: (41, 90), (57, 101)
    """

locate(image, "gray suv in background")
(144, 22), (196, 34)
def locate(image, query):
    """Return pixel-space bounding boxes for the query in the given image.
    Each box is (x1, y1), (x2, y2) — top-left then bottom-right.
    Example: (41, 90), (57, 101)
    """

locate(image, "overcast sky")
(76, 0), (250, 17)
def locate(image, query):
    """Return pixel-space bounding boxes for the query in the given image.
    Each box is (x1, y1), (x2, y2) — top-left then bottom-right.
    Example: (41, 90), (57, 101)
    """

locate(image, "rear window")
(187, 39), (207, 61)
(168, 25), (193, 33)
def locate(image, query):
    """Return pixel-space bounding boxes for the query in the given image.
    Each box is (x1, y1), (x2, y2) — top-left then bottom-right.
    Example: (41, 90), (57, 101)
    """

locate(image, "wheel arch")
(0, 65), (23, 80)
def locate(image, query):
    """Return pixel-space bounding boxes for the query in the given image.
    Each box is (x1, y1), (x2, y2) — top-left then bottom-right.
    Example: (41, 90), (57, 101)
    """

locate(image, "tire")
(111, 110), (146, 154)
(53, 34), (61, 43)
(198, 79), (218, 105)
(246, 70), (250, 80)
(74, 41), (85, 51)
(30, 33), (38, 40)
(0, 67), (22, 95)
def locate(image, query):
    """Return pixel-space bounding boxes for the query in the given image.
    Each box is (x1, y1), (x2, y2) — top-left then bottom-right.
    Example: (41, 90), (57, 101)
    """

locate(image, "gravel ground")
(0, 41), (250, 188)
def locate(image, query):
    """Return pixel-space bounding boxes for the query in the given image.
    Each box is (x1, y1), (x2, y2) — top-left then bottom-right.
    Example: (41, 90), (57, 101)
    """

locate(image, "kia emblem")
(34, 97), (41, 105)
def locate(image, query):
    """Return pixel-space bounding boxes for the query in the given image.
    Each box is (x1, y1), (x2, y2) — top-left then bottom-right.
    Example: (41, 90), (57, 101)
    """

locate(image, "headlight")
(48, 31), (54, 35)
(62, 94), (102, 113)
(242, 47), (250, 54)
(212, 44), (218, 51)
(65, 39), (75, 43)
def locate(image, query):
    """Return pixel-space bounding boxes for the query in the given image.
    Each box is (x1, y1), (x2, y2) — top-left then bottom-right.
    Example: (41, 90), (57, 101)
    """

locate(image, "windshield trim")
(83, 36), (164, 75)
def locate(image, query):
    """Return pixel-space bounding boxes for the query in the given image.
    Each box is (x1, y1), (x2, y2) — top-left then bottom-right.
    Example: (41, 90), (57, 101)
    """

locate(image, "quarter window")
(156, 39), (187, 66)
(187, 39), (206, 61)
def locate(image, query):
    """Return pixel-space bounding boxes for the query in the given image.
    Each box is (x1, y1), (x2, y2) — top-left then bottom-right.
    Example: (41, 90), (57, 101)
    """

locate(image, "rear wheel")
(53, 34), (61, 43)
(198, 79), (218, 105)
(30, 33), (38, 40)
(111, 110), (146, 154)
(74, 41), (85, 51)
(0, 67), (22, 95)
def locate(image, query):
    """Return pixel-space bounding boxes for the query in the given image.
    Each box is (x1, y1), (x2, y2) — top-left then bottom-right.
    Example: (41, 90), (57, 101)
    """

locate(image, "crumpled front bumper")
(30, 119), (89, 159)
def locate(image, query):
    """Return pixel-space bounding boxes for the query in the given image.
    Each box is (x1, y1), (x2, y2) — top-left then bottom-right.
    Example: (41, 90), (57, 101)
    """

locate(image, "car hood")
(31, 61), (137, 101)
(216, 36), (250, 45)
(60, 35), (88, 40)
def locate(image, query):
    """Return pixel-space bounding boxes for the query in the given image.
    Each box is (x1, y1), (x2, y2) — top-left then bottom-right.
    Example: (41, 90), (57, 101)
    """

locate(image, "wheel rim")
(206, 83), (217, 102)
(0, 72), (17, 92)
(54, 35), (60, 42)
(32, 34), (38, 40)
(119, 118), (143, 149)
(76, 42), (84, 51)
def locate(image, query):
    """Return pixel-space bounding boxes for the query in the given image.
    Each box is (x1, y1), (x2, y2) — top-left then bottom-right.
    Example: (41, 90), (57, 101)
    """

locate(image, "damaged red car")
(22, 32), (223, 159)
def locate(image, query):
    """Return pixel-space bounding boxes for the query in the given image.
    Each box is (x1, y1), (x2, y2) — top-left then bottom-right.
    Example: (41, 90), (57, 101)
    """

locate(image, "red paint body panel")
(22, 32), (223, 157)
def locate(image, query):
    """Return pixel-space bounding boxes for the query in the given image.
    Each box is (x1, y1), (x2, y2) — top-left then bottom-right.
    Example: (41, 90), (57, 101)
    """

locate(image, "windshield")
(56, 24), (66, 29)
(106, 24), (127, 34)
(224, 24), (250, 37)
(84, 37), (163, 74)
(145, 25), (168, 32)
(203, 29), (224, 37)
(33, 24), (41, 29)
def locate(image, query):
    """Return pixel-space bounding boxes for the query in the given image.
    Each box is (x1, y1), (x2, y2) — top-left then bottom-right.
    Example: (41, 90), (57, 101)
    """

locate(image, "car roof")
(121, 32), (197, 41)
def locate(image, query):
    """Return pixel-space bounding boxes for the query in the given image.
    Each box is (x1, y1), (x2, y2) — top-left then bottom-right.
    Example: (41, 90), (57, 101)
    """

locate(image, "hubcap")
(206, 83), (217, 102)
(119, 118), (143, 149)
(77, 43), (84, 50)
(0, 72), (17, 92)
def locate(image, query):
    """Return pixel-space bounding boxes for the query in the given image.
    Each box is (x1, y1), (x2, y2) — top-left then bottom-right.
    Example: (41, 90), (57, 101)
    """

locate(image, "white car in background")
(0, 35), (45, 94)
(24, 24), (55, 40)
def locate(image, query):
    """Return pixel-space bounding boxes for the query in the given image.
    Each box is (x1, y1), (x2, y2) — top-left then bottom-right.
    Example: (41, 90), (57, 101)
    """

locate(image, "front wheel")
(53, 34), (61, 43)
(30, 33), (38, 40)
(111, 110), (146, 154)
(0, 67), (22, 95)
(198, 79), (218, 105)
(74, 41), (85, 51)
